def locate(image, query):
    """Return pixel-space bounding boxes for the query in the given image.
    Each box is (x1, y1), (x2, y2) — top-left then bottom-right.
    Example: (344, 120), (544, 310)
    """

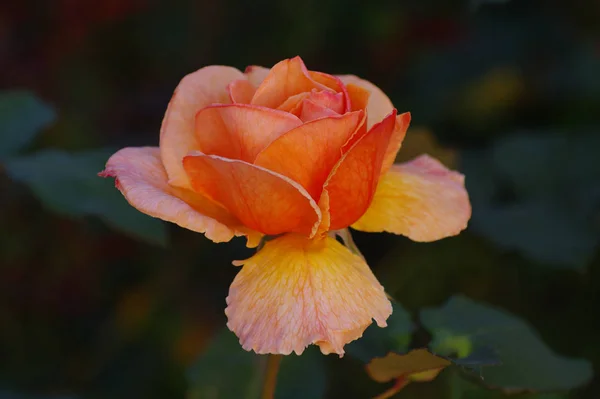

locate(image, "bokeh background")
(1, 0), (599, 398)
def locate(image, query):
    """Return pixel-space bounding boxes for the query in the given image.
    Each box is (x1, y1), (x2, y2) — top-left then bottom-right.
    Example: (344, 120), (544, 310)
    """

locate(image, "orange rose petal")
(309, 71), (351, 112)
(245, 65), (271, 87)
(225, 234), (392, 356)
(227, 79), (256, 104)
(195, 104), (302, 163)
(160, 66), (245, 189)
(346, 83), (371, 113)
(352, 155), (471, 242)
(277, 92), (310, 115)
(183, 153), (321, 236)
(251, 56), (331, 108)
(101, 147), (262, 247)
(380, 112), (411, 175)
(325, 110), (398, 230)
(299, 99), (339, 122)
(254, 111), (363, 200)
(338, 75), (394, 129)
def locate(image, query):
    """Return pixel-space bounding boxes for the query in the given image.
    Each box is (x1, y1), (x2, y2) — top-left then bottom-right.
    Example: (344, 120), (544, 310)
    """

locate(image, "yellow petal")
(352, 155), (471, 242)
(225, 234), (392, 356)
(101, 147), (262, 247)
(337, 74), (394, 129)
(159, 66), (245, 189)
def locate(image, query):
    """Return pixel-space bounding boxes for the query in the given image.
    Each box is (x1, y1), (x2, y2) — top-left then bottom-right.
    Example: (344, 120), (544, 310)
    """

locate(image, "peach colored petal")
(280, 90), (344, 121)
(309, 71), (351, 112)
(227, 79), (256, 104)
(100, 147), (262, 247)
(160, 66), (245, 189)
(381, 112), (411, 175)
(277, 92), (310, 114)
(225, 234), (392, 356)
(254, 111), (363, 200)
(195, 104), (302, 163)
(324, 111), (398, 231)
(338, 74), (394, 129)
(183, 153), (321, 236)
(251, 56), (331, 108)
(352, 155), (471, 242)
(299, 99), (339, 122)
(245, 65), (271, 87)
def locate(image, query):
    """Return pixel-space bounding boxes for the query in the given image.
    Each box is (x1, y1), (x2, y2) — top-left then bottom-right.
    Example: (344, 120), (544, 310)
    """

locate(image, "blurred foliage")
(1, 0), (599, 398)
(0, 91), (55, 159)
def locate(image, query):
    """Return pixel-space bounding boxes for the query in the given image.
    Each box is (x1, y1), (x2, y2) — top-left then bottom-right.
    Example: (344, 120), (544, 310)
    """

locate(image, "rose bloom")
(101, 56), (471, 356)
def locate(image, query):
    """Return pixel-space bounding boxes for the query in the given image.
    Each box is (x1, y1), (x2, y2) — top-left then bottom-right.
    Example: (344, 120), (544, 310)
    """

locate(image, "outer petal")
(338, 74), (394, 129)
(251, 56), (331, 108)
(195, 104), (302, 163)
(100, 147), (262, 247)
(227, 79), (256, 104)
(380, 112), (411, 175)
(346, 83), (371, 113)
(160, 66), (245, 188)
(254, 111), (363, 199)
(245, 65), (271, 87)
(324, 111), (399, 230)
(352, 155), (471, 242)
(183, 153), (321, 236)
(225, 234), (392, 356)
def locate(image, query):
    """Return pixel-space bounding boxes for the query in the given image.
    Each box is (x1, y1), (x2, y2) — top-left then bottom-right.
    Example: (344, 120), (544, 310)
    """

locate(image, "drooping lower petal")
(251, 56), (331, 108)
(324, 111), (398, 230)
(183, 153), (321, 236)
(352, 155), (471, 242)
(101, 147), (262, 247)
(195, 104), (302, 163)
(225, 234), (392, 356)
(160, 66), (246, 189)
(254, 111), (363, 200)
(338, 74), (394, 130)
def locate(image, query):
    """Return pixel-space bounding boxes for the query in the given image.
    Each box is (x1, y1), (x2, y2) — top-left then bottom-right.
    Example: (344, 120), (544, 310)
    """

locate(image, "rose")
(101, 56), (471, 356)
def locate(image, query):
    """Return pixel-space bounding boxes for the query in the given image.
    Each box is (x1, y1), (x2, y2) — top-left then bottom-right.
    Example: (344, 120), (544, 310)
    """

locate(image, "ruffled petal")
(338, 75), (394, 129)
(324, 111), (399, 230)
(254, 111), (363, 199)
(160, 66), (245, 188)
(227, 79), (256, 104)
(183, 153), (321, 236)
(309, 71), (351, 112)
(100, 147), (262, 247)
(251, 56), (331, 108)
(225, 234), (392, 356)
(352, 155), (471, 242)
(195, 104), (302, 163)
(298, 90), (345, 122)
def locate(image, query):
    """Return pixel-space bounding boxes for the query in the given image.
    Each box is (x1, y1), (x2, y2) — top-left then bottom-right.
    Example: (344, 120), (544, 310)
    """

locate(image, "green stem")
(261, 354), (282, 399)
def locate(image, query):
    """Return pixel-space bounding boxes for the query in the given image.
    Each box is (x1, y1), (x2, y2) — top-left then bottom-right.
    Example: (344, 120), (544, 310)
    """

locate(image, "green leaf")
(0, 91), (56, 158)
(187, 330), (261, 399)
(462, 133), (600, 268)
(346, 301), (413, 363)
(366, 348), (451, 383)
(4, 149), (167, 246)
(448, 371), (568, 399)
(276, 347), (326, 399)
(187, 329), (326, 399)
(421, 296), (593, 392)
